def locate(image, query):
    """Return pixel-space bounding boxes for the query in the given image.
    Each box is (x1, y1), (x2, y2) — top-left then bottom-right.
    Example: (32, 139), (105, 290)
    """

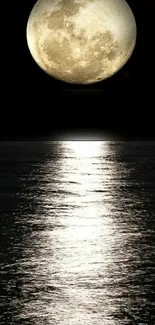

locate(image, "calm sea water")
(0, 141), (155, 325)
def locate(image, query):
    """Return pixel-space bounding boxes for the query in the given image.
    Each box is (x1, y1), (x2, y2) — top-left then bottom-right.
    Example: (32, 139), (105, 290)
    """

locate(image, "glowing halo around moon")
(26, 0), (137, 84)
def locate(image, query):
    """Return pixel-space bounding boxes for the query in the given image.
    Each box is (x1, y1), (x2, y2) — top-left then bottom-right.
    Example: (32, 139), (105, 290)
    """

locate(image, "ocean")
(0, 141), (155, 324)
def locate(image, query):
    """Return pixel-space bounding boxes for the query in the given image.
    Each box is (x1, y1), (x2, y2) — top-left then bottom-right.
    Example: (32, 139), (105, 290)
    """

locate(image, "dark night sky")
(3, 0), (154, 140)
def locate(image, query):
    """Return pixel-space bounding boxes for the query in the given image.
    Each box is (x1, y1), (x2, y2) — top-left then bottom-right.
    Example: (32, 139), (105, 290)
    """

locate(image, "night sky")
(3, 0), (154, 140)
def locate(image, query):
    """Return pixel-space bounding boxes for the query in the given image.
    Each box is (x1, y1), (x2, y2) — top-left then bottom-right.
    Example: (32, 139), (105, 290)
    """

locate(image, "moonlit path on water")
(0, 141), (155, 325)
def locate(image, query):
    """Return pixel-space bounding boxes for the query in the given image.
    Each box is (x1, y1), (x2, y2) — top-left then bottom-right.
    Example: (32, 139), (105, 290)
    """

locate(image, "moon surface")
(26, 0), (137, 84)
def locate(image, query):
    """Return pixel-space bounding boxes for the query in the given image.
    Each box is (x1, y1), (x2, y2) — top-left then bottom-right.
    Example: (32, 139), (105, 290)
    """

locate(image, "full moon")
(26, 0), (137, 84)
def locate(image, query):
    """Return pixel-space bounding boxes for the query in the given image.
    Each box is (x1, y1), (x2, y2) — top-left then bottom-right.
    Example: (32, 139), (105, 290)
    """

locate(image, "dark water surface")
(0, 141), (155, 324)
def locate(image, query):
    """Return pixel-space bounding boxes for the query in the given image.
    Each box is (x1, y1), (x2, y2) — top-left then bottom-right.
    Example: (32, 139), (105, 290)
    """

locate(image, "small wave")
(68, 181), (81, 185)
(91, 190), (106, 193)
(49, 190), (78, 196)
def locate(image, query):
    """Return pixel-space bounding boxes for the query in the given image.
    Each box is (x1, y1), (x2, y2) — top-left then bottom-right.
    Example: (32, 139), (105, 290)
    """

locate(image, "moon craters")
(27, 0), (137, 84)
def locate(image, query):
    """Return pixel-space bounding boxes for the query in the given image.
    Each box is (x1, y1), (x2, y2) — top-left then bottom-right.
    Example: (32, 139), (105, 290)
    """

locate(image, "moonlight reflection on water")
(40, 141), (117, 324)
(0, 141), (155, 325)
